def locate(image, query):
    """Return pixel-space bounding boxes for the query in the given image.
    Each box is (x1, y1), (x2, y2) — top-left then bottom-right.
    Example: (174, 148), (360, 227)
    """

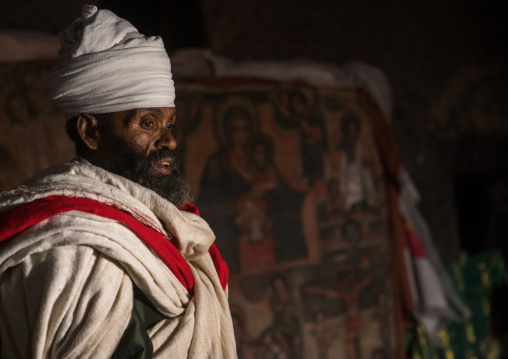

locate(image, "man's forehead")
(136, 107), (176, 115)
(117, 107), (176, 119)
(106, 107), (176, 127)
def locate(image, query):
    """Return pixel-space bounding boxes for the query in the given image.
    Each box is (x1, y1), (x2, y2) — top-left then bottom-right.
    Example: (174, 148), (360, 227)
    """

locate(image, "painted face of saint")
(229, 116), (251, 147)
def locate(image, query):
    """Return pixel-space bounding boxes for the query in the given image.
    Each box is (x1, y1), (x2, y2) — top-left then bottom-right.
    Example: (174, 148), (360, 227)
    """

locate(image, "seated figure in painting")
(199, 104), (309, 272)
(239, 134), (308, 267)
(236, 135), (278, 242)
(235, 134), (278, 270)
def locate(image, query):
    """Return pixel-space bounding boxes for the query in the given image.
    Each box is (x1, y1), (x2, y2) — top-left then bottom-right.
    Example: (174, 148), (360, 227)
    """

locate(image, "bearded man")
(0, 6), (236, 359)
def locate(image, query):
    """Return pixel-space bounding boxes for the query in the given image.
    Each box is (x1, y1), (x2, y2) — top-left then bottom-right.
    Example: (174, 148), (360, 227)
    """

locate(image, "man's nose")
(155, 128), (177, 150)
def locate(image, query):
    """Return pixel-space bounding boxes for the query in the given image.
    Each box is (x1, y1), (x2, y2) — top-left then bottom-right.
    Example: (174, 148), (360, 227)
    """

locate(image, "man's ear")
(76, 113), (100, 150)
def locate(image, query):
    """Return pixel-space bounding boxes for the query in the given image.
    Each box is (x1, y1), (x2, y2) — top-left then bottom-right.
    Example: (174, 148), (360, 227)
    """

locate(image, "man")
(0, 5), (237, 358)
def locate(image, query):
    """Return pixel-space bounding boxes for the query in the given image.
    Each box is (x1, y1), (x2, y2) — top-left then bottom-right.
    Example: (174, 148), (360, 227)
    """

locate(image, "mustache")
(143, 148), (182, 175)
(147, 148), (177, 163)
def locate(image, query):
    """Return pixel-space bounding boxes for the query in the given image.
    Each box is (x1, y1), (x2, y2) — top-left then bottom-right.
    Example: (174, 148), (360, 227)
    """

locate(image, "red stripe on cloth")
(178, 202), (229, 290)
(178, 202), (200, 216)
(403, 226), (427, 258)
(0, 195), (195, 293)
(208, 243), (228, 291)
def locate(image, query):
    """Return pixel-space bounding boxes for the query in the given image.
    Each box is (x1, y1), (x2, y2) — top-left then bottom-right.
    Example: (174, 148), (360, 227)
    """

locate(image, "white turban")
(41, 5), (175, 119)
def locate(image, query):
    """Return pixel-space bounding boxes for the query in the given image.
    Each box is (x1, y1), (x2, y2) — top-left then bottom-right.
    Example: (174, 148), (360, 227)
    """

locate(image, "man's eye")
(142, 120), (154, 128)
(167, 124), (175, 132)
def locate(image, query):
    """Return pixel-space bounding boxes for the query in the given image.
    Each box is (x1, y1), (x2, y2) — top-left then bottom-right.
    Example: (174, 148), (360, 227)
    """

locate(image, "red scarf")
(0, 195), (228, 294)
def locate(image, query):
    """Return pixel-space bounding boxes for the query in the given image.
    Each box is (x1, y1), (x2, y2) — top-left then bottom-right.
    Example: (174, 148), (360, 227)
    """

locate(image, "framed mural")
(176, 79), (396, 359)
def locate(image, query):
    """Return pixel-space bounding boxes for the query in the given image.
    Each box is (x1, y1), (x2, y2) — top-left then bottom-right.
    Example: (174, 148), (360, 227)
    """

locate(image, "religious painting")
(182, 89), (321, 274)
(269, 87), (388, 255)
(228, 271), (303, 359)
(176, 79), (396, 358)
(225, 248), (394, 359)
(298, 249), (394, 359)
(271, 89), (328, 194)
(0, 61), (73, 190)
(317, 102), (387, 254)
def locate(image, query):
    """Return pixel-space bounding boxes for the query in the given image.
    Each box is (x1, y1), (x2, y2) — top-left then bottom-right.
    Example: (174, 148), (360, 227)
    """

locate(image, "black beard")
(106, 136), (192, 207)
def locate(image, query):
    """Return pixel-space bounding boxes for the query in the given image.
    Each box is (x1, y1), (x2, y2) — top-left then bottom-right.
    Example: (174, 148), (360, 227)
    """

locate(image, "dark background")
(2, 0), (508, 262)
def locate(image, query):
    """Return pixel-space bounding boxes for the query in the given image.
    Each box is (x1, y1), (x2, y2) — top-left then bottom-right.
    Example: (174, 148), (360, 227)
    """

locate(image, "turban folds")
(41, 5), (175, 119)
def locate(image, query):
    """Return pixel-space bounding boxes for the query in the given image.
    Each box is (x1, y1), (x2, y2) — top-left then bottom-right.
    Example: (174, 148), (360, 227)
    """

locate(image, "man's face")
(98, 107), (192, 206)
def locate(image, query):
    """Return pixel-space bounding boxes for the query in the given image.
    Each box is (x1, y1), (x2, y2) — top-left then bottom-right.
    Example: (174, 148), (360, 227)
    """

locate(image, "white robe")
(0, 158), (237, 358)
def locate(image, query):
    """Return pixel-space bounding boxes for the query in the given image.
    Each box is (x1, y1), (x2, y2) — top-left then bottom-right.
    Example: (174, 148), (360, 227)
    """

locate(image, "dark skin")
(76, 107), (177, 174)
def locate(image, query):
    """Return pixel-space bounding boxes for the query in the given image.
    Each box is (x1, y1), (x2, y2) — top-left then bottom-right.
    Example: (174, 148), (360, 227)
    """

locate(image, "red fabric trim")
(0, 195), (229, 292)
(178, 202), (229, 290)
(0, 196), (197, 291)
(403, 226), (427, 258)
(178, 202), (200, 216)
(208, 243), (228, 290)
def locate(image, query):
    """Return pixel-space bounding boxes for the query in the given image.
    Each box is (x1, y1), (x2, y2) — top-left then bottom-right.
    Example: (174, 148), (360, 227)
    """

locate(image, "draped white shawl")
(0, 158), (237, 358)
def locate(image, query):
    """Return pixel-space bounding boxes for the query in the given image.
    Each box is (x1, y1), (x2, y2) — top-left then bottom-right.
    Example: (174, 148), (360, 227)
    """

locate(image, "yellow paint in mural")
(466, 323), (477, 344)
(479, 262), (491, 287)
(487, 339), (501, 359)
(484, 298), (490, 316)
(438, 330), (455, 359)
(416, 325), (432, 359)
(451, 264), (465, 292)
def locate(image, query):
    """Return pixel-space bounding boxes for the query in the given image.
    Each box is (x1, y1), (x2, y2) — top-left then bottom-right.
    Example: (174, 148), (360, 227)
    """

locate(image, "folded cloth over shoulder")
(0, 158), (237, 358)
(41, 5), (175, 119)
